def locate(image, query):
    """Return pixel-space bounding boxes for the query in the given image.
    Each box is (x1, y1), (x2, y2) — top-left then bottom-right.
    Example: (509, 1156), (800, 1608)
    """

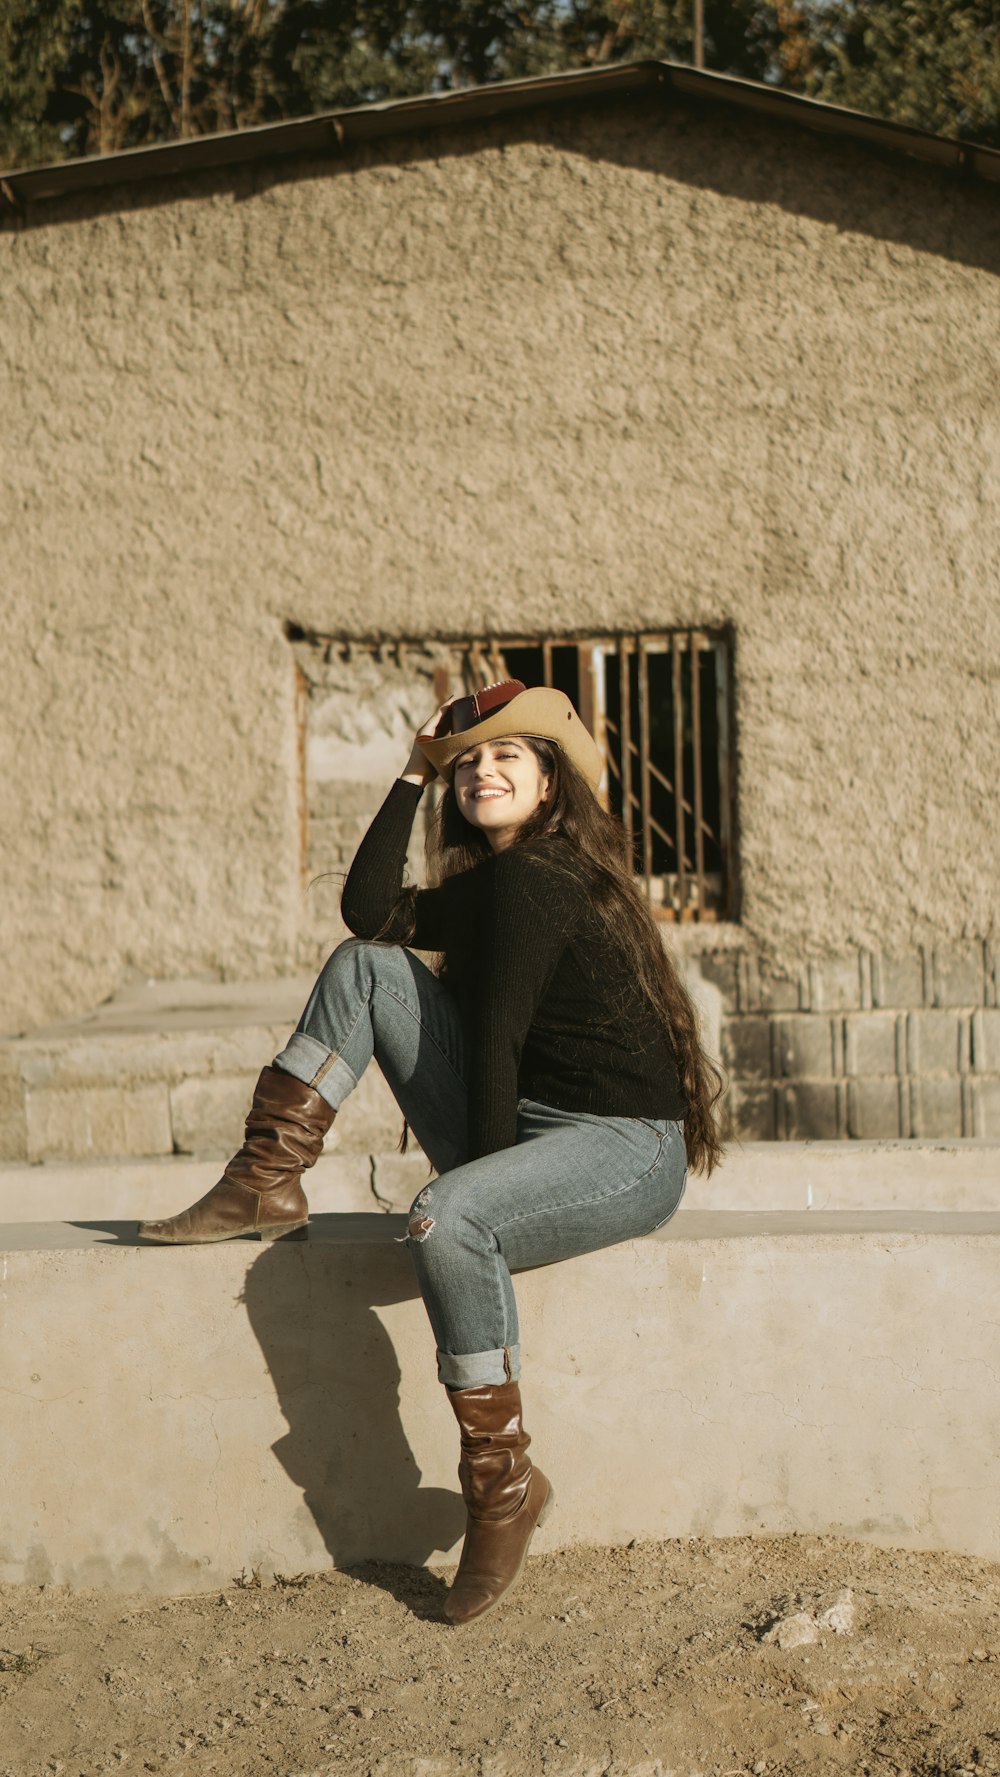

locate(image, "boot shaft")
(448, 1381), (533, 1522)
(225, 1065), (335, 1192)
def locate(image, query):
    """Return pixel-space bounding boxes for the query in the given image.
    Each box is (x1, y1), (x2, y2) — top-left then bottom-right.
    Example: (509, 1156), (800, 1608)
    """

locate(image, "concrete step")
(706, 1136), (1000, 1209)
(1, 1139), (997, 1223)
(3, 1206), (998, 1591)
(0, 1152), (434, 1222)
(0, 976), (412, 1163)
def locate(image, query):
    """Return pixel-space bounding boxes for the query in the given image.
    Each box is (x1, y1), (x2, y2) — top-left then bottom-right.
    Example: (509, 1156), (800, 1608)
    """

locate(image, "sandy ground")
(2, 1536), (999, 1777)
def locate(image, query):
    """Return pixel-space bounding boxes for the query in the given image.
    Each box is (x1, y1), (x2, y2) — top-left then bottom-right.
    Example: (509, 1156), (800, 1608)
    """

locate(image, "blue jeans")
(273, 939), (687, 1388)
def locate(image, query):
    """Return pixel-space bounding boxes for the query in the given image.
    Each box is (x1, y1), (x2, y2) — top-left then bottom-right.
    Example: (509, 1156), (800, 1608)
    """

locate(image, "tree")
(0, 0), (85, 167)
(269, 0), (564, 117)
(791, 2), (1000, 145)
(0, 0), (566, 168)
(0, 0), (289, 167)
(263, 1), (443, 118)
(556, 0), (777, 82)
(2, 1), (998, 173)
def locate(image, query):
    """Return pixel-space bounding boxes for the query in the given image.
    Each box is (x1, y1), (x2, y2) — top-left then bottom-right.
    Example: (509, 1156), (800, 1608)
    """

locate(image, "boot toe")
(443, 1579), (499, 1624)
(137, 1216), (171, 1241)
(137, 1213), (195, 1243)
(136, 1178), (263, 1243)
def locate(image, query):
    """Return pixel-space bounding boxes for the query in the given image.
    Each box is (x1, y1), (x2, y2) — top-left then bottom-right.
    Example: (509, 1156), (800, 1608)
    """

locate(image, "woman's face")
(452, 736), (551, 851)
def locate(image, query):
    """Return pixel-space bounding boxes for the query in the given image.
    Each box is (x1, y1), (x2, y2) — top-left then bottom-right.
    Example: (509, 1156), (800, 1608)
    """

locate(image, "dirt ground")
(2, 1535), (999, 1777)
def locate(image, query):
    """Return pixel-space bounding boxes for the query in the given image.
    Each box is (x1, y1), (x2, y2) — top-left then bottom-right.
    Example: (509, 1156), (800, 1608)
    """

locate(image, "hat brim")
(418, 687), (603, 789)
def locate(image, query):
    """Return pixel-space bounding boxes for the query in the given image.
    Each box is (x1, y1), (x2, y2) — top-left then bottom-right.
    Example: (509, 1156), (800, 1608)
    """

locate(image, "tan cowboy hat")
(418, 680), (603, 789)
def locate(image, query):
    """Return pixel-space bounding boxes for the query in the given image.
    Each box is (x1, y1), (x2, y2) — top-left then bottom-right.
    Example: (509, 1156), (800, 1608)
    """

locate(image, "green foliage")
(557, 0), (775, 80)
(799, 2), (1000, 147)
(1, 0), (997, 173)
(0, 0), (84, 168)
(272, 0), (566, 114)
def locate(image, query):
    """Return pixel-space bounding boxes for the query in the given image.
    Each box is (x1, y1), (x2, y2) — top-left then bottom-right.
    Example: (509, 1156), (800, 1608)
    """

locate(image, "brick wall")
(705, 947), (1000, 1139)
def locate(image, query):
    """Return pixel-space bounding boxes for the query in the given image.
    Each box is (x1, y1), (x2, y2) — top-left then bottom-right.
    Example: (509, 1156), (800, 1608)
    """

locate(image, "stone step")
(0, 1152), (434, 1222)
(3, 1206), (998, 1591)
(1, 1139), (997, 1223)
(704, 1136), (1000, 1209)
(0, 976), (412, 1163)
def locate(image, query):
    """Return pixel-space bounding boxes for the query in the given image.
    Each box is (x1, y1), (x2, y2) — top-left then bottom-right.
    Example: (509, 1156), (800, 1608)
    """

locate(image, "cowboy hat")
(417, 680), (603, 789)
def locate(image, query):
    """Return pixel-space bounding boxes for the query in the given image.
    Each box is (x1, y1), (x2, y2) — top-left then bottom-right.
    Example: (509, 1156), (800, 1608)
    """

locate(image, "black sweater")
(341, 778), (688, 1159)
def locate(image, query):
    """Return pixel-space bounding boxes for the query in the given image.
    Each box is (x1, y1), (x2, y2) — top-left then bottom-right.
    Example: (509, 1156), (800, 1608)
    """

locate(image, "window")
(287, 626), (736, 924)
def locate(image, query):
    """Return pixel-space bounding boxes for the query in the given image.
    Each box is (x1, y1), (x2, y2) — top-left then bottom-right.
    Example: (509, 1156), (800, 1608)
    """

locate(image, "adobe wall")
(1, 94), (998, 1038)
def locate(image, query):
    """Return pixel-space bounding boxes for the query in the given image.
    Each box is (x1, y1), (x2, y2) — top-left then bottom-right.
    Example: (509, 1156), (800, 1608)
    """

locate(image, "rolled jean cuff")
(272, 1032), (358, 1112)
(437, 1343), (521, 1389)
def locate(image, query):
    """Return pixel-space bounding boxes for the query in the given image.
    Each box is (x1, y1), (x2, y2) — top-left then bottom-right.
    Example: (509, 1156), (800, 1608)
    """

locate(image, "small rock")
(817, 1588), (855, 1634)
(762, 1611), (821, 1649)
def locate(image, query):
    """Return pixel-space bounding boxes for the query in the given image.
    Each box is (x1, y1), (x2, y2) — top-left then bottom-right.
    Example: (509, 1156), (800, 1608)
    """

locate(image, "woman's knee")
(318, 936), (401, 991)
(406, 1178), (473, 1249)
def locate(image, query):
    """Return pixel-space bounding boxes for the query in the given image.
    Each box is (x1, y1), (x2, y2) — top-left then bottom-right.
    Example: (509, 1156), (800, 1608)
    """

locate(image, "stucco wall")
(2, 96), (998, 1035)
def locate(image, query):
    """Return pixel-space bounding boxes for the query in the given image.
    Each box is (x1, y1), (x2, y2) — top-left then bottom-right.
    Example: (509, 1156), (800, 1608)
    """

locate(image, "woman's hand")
(400, 697), (457, 786)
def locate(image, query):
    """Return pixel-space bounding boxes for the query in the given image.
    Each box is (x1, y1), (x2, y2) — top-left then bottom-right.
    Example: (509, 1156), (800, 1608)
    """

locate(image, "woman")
(139, 680), (723, 1624)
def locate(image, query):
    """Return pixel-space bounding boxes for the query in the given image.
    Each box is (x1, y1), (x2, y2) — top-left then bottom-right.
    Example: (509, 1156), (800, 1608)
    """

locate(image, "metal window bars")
(467, 631), (736, 923)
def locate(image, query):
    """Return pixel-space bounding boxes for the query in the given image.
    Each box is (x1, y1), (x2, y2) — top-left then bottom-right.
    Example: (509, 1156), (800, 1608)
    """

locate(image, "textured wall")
(2, 96), (999, 1034)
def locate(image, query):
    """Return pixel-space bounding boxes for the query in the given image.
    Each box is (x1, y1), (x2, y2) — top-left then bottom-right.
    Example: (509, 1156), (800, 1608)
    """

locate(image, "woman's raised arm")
(340, 697), (456, 945)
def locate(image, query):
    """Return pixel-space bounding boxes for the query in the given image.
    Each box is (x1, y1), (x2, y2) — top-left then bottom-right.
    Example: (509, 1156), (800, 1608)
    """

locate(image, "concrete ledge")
(707, 1137), (1000, 1208)
(3, 1208), (999, 1591)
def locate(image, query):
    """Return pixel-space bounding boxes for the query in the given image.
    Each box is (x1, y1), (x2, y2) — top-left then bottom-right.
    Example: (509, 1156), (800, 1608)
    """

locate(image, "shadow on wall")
(240, 1218), (465, 1583)
(18, 93), (1000, 280)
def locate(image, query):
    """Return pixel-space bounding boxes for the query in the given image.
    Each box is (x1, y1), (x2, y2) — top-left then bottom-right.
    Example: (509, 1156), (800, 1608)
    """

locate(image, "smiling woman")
(451, 737), (552, 849)
(138, 678), (722, 1628)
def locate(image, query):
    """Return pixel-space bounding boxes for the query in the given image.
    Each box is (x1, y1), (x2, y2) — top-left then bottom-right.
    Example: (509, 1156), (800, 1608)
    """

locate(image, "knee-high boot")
(444, 1380), (553, 1625)
(137, 1066), (334, 1243)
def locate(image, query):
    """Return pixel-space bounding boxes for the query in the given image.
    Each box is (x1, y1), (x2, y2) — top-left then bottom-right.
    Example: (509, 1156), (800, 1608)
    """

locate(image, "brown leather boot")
(443, 1380), (553, 1625)
(137, 1066), (335, 1244)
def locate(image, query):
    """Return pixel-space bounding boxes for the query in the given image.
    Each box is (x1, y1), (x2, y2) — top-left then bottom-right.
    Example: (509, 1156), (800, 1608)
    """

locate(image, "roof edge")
(2, 59), (998, 214)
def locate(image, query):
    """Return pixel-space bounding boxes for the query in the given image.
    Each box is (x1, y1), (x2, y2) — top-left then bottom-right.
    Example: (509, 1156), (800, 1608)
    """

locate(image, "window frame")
(286, 622), (739, 924)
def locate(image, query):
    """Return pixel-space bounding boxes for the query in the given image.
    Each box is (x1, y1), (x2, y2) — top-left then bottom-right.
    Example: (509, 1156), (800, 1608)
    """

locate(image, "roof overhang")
(2, 58), (998, 218)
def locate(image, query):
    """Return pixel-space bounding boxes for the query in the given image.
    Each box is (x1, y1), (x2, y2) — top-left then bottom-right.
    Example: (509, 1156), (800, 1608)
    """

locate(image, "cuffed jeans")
(273, 939), (687, 1388)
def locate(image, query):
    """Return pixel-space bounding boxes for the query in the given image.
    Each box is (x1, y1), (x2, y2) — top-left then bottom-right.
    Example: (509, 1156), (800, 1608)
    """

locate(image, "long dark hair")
(429, 736), (724, 1176)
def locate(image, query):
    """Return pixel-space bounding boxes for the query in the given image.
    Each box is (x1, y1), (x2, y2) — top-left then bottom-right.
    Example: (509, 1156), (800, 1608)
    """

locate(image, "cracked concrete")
(368, 1154), (401, 1214)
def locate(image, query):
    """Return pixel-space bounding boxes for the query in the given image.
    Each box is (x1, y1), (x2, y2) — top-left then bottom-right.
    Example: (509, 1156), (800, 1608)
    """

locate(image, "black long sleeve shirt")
(341, 778), (688, 1159)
